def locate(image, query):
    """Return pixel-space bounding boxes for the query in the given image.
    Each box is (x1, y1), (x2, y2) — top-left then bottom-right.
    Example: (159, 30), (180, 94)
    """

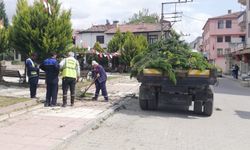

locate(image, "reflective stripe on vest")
(62, 58), (77, 78)
(27, 58), (38, 77)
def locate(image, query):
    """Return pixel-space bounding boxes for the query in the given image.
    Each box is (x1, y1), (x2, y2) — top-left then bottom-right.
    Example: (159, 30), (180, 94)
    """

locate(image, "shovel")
(81, 77), (98, 97)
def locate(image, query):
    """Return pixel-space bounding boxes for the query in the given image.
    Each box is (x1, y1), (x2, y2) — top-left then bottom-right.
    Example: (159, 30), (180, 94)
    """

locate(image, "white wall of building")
(75, 32), (108, 48)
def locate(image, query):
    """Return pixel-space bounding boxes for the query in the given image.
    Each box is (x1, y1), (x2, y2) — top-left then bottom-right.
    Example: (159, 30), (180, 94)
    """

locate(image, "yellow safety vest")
(62, 58), (77, 78)
(27, 58), (38, 77)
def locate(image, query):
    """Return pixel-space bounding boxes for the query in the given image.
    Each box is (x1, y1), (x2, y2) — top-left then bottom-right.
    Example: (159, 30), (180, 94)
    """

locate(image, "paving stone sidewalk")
(0, 75), (139, 150)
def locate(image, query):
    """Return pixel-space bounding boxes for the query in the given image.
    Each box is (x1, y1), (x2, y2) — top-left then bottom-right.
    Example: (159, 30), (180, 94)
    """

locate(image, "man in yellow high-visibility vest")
(60, 52), (80, 107)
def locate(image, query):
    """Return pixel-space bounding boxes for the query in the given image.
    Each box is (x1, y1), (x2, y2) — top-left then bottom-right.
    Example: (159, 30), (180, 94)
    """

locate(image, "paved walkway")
(0, 75), (140, 150)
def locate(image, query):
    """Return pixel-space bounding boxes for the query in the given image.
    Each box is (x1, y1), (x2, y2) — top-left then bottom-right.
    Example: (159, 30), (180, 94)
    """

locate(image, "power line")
(182, 14), (207, 22)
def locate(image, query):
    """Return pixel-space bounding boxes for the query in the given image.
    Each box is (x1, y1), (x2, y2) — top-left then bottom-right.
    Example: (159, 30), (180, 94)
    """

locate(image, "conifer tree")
(10, 0), (72, 61)
(0, 0), (9, 54)
(0, 0), (9, 27)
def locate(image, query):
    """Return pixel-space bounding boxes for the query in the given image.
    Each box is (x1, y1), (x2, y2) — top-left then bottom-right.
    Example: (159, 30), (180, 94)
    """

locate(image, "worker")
(60, 52), (80, 107)
(40, 52), (60, 107)
(91, 60), (108, 101)
(25, 52), (39, 99)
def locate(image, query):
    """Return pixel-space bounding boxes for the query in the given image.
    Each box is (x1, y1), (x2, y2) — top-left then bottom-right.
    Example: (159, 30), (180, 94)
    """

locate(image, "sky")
(3, 0), (245, 42)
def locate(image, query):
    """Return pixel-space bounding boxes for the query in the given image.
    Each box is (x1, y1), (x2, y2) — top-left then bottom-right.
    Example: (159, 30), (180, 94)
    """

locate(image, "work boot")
(104, 96), (109, 101)
(62, 95), (67, 107)
(92, 96), (98, 101)
(71, 96), (75, 106)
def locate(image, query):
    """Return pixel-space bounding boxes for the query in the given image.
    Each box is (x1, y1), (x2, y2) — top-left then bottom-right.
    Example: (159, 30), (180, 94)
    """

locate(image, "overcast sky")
(3, 0), (245, 42)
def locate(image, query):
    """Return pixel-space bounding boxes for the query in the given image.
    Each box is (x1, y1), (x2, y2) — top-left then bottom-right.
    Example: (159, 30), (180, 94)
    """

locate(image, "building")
(189, 36), (203, 52)
(236, 0), (250, 75)
(202, 10), (245, 74)
(75, 21), (171, 49)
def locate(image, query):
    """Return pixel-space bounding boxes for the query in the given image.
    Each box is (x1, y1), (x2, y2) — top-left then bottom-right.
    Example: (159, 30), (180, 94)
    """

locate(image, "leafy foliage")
(107, 30), (148, 70)
(128, 8), (159, 24)
(0, 1), (8, 27)
(131, 30), (212, 84)
(93, 42), (104, 52)
(10, 0), (72, 61)
(0, 28), (8, 53)
(107, 30), (124, 53)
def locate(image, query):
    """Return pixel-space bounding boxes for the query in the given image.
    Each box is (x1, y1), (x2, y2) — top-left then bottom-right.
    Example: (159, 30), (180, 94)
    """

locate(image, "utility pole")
(160, 0), (193, 39)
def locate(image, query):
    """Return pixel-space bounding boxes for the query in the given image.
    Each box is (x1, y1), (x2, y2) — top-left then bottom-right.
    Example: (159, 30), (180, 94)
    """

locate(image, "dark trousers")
(62, 77), (76, 105)
(95, 81), (108, 100)
(235, 70), (239, 79)
(29, 77), (39, 98)
(46, 82), (58, 105)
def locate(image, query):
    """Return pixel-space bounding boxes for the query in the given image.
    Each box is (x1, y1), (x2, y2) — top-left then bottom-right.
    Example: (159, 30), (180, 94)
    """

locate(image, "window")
(148, 35), (158, 44)
(224, 48), (231, 54)
(225, 36), (231, 42)
(96, 36), (104, 44)
(217, 36), (223, 43)
(217, 48), (223, 56)
(240, 36), (245, 42)
(218, 20), (224, 29)
(226, 20), (232, 28)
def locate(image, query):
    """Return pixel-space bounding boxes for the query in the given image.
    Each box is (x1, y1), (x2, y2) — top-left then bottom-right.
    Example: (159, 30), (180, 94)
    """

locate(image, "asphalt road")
(63, 77), (250, 150)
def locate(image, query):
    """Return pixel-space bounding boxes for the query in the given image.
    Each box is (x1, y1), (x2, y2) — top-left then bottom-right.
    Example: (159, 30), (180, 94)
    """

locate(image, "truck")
(137, 68), (217, 116)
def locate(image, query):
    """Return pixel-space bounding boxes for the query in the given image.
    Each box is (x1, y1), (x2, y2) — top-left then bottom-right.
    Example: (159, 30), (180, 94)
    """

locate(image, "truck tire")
(203, 99), (213, 116)
(194, 101), (203, 114)
(139, 99), (148, 110)
(148, 99), (158, 110)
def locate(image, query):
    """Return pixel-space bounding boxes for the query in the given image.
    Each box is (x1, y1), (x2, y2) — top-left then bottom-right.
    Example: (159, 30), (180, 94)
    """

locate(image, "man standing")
(26, 53), (39, 98)
(40, 52), (60, 107)
(235, 64), (240, 79)
(92, 60), (108, 101)
(60, 52), (80, 107)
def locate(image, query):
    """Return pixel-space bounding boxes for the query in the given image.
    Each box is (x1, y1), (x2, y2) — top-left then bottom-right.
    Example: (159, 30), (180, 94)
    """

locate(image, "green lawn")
(0, 96), (30, 108)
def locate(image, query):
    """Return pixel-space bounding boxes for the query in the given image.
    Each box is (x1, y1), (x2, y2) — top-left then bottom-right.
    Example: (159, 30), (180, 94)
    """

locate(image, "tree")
(0, 28), (8, 53)
(93, 42), (104, 52)
(0, 0), (9, 54)
(107, 30), (148, 71)
(120, 32), (148, 69)
(128, 8), (159, 24)
(107, 29), (124, 53)
(10, 0), (72, 61)
(0, 0), (8, 27)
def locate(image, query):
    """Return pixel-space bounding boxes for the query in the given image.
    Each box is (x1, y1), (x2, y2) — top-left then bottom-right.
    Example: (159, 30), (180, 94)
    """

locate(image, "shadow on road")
(118, 98), (210, 120)
(235, 110), (250, 120)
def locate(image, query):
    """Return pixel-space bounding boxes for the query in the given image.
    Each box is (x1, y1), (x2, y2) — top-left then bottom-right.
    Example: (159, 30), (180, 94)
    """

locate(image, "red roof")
(105, 23), (170, 34)
(209, 11), (243, 20)
(79, 25), (115, 33)
(203, 11), (243, 30)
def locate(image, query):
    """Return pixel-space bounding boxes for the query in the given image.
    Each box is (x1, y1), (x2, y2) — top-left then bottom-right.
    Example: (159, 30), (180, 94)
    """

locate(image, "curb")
(52, 96), (128, 150)
(0, 101), (43, 122)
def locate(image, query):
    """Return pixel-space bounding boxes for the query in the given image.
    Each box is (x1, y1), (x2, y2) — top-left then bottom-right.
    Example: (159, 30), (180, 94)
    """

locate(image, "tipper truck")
(137, 68), (217, 116)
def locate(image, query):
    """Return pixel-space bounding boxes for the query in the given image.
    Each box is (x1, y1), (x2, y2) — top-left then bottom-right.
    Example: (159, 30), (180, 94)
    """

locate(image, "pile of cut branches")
(130, 31), (212, 84)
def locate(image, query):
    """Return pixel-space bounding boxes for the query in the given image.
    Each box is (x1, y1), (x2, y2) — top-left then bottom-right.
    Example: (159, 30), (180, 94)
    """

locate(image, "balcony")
(238, 12), (246, 31)
(238, 0), (246, 5)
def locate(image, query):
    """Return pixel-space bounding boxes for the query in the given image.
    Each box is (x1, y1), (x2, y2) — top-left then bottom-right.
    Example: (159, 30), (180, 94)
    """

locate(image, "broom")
(80, 77), (98, 97)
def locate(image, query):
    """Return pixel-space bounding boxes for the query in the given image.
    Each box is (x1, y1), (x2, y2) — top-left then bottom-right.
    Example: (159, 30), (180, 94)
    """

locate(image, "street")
(63, 77), (250, 150)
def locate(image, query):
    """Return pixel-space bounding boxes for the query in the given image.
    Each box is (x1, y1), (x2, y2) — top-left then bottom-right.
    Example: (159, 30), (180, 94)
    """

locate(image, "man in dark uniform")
(40, 52), (60, 107)
(91, 60), (108, 101)
(26, 53), (39, 98)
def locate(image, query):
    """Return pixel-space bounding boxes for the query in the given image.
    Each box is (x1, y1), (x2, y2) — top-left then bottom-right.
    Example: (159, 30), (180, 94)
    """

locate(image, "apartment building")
(237, 0), (250, 74)
(202, 10), (245, 74)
